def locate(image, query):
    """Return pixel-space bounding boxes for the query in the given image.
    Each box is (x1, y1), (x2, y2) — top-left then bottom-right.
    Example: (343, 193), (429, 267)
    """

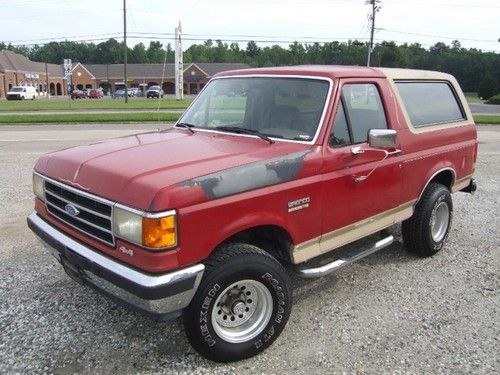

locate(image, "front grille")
(44, 180), (115, 246)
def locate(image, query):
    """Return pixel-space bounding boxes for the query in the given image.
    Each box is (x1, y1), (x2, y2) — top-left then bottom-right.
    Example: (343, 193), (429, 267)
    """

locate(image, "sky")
(1, 0), (499, 53)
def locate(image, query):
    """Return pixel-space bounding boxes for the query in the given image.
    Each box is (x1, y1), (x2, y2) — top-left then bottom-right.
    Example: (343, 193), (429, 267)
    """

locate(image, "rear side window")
(395, 81), (465, 128)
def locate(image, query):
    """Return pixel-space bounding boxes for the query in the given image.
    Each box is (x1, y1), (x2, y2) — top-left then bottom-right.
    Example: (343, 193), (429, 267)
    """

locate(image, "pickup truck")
(28, 66), (477, 362)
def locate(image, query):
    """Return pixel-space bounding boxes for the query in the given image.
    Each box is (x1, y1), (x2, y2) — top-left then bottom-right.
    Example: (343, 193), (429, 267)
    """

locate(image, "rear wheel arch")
(418, 168), (455, 202)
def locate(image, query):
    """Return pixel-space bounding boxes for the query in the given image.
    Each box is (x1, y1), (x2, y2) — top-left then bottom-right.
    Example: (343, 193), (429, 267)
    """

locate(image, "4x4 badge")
(64, 203), (80, 217)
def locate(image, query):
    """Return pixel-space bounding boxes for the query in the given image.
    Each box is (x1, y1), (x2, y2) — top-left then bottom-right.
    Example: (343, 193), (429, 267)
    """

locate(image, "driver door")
(319, 80), (403, 253)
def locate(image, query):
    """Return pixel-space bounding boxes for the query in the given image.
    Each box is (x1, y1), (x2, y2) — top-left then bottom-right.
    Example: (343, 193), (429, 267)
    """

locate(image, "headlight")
(113, 206), (177, 250)
(33, 173), (45, 201)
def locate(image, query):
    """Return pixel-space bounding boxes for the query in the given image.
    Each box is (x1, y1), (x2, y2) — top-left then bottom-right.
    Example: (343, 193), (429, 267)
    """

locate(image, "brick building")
(0, 50), (66, 98)
(72, 62), (250, 95)
(0, 49), (249, 98)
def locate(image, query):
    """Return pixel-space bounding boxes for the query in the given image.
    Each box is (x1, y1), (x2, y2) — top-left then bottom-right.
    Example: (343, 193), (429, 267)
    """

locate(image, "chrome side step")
(295, 235), (394, 278)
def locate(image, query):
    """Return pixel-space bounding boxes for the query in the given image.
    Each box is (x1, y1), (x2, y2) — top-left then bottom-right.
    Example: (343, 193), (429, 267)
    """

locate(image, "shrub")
(486, 94), (500, 105)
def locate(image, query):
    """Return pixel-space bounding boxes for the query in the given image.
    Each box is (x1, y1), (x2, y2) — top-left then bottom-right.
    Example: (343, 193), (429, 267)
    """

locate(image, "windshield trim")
(174, 74), (334, 145)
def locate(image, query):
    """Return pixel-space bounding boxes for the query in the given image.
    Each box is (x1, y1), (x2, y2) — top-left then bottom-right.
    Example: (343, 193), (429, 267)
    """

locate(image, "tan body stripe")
(291, 201), (415, 264)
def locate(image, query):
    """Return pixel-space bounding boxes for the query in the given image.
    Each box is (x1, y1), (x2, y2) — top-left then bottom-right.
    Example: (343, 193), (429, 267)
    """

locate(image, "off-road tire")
(402, 183), (453, 257)
(183, 243), (292, 362)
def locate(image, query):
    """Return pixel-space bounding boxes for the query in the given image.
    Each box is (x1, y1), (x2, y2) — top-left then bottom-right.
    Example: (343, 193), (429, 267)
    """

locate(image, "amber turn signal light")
(142, 215), (177, 249)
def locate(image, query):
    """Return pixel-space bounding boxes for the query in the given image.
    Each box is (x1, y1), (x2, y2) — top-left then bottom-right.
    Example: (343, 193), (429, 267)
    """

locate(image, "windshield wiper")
(215, 126), (275, 144)
(176, 122), (196, 133)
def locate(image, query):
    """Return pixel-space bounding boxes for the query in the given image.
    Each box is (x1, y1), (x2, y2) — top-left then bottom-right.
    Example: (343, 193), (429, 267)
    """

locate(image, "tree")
(478, 72), (498, 99)
(245, 41), (260, 59)
(1, 37), (498, 94)
(146, 41), (164, 63)
(94, 39), (123, 64)
(289, 41), (306, 65)
(130, 43), (147, 63)
(376, 41), (408, 67)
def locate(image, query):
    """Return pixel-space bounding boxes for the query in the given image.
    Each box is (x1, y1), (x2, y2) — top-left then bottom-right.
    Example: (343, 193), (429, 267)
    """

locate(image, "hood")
(35, 129), (311, 211)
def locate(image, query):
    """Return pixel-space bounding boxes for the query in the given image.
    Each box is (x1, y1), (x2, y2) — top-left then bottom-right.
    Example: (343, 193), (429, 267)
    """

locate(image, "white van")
(7, 86), (37, 100)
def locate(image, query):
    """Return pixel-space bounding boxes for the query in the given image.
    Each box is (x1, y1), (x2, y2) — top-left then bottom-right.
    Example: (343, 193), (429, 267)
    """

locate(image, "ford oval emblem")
(64, 203), (80, 217)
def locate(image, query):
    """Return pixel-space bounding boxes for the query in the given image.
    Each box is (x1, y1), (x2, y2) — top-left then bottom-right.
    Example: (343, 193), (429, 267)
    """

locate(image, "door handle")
(352, 148), (402, 183)
(351, 146), (365, 155)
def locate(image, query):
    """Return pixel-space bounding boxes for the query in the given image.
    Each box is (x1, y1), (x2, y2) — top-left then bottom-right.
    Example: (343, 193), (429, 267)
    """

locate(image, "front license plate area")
(61, 255), (85, 285)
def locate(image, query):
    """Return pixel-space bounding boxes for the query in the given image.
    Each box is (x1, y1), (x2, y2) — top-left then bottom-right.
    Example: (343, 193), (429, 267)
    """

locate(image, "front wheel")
(183, 243), (292, 362)
(402, 183), (453, 256)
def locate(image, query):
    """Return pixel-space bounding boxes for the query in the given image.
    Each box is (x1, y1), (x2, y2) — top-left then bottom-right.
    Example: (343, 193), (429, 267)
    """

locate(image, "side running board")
(295, 235), (394, 278)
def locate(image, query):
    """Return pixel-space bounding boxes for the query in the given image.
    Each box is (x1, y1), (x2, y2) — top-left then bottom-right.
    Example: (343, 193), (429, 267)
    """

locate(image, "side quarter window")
(329, 100), (351, 148)
(342, 83), (388, 143)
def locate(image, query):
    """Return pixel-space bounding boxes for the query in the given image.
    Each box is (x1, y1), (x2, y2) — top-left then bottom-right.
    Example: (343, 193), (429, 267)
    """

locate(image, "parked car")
(7, 86), (37, 100)
(70, 89), (86, 99)
(28, 66), (478, 362)
(146, 85), (164, 98)
(112, 89), (126, 98)
(129, 87), (140, 97)
(88, 89), (103, 99)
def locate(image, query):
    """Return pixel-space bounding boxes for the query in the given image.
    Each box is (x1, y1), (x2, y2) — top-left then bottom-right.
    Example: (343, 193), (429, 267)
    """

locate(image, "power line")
(382, 0), (500, 9)
(3, 33), (499, 54)
(0, 8), (120, 21)
(379, 28), (498, 43)
(4, 33), (123, 44)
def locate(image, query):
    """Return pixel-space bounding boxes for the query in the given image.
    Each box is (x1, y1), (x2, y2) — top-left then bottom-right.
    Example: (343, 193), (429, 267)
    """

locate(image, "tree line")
(1, 38), (498, 97)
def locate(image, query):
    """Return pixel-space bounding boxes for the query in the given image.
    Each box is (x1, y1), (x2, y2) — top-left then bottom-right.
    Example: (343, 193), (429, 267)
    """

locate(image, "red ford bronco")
(28, 66), (477, 362)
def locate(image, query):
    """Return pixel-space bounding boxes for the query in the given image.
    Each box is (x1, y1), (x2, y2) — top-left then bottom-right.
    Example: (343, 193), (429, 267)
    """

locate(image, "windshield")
(178, 77), (330, 142)
(11, 87), (23, 92)
(149, 86), (160, 90)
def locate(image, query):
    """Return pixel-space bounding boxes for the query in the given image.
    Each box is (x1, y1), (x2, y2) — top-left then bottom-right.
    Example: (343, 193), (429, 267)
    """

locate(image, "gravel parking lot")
(0, 124), (498, 374)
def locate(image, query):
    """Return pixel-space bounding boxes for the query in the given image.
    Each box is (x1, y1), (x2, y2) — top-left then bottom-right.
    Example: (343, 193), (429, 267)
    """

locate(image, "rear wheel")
(183, 243), (292, 362)
(402, 183), (453, 256)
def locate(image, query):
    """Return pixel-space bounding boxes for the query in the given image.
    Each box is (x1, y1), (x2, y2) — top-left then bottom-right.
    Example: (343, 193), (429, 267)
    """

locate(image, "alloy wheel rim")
(430, 201), (450, 242)
(211, 279), (273, 343)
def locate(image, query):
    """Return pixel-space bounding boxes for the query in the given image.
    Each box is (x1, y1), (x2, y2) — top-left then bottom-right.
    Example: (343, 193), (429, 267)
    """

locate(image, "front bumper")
(27, 212), (204, 320)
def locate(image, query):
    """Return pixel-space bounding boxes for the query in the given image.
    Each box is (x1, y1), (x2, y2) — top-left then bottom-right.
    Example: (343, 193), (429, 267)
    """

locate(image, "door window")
(330, 83), (388, 146)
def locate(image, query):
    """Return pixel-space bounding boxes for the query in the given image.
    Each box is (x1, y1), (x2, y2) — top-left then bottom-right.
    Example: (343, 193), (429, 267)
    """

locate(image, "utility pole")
(367, 0), (381, 67)
(45, 62), (49, 98)
(123, 0), (128, 103)
(175, 21), (184, 100)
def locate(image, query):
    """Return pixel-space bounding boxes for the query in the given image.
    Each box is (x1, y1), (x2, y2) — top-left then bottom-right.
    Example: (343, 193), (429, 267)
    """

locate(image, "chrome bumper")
(27, 212), (204, 320)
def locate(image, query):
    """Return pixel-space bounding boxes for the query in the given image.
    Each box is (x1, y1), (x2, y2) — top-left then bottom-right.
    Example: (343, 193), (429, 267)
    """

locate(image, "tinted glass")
(342, 84), (388, 143)
(395, 81), (465, 127)
(179, 77), (330, 142)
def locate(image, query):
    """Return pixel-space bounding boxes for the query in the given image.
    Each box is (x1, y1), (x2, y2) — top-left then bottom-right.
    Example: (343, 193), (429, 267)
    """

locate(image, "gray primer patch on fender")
(179, 151), (310, 199)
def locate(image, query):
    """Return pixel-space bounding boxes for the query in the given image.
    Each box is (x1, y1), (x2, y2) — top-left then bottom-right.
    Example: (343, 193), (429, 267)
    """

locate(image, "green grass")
(464, 92), (485, 104)
(0, 109), (496, 125)
(473, 115), (500, 124)
(0, 98), (192, 112)
(0, 112), (181, 124)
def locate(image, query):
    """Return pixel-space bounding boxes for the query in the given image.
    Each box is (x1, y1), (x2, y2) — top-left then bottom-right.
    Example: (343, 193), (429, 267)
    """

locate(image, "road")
(469, 103), (500, 115)
(0, 124), (498, 374)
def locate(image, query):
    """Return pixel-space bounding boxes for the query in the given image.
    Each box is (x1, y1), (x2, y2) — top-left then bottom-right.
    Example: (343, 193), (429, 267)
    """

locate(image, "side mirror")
(368, 129), (397, 149)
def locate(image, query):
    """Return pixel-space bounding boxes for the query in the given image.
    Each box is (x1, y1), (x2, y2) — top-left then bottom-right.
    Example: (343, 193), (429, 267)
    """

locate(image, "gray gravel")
(0, 124), (498, 374)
